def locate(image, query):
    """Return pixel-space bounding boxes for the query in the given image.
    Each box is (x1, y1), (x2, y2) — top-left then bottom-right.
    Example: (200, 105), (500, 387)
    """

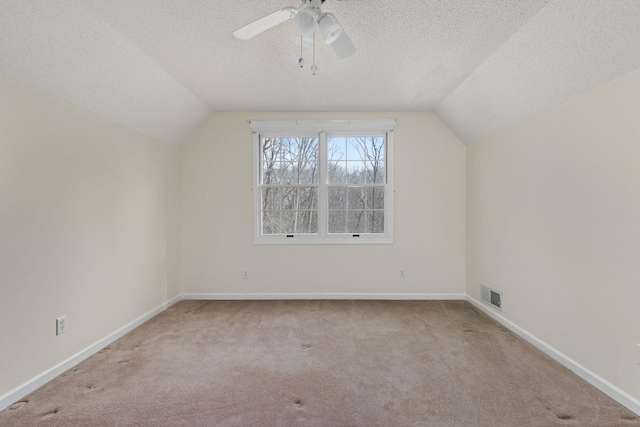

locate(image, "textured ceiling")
(1, 0), (639, 145)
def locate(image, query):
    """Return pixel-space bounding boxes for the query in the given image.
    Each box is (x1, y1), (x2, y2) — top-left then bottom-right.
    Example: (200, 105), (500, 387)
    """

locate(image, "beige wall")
(466, 68), (640, 400)
(180, 112), (466, 295)
(1, 60), (638, 411)
(0, 75), (180, 397)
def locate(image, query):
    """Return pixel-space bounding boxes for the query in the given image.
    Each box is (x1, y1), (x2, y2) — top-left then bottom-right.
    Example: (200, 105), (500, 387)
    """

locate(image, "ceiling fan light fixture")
(318, 13), (342, 45)
(294, 7), (318, 36)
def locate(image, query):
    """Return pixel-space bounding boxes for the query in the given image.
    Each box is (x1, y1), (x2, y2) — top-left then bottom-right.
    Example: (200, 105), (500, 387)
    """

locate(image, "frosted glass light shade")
(294, 7), (318, 36)
(319, 13), (343, 45)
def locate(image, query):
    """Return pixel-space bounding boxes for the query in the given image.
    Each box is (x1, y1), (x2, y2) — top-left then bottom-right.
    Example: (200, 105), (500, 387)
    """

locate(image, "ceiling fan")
(233, 0), (355, 74)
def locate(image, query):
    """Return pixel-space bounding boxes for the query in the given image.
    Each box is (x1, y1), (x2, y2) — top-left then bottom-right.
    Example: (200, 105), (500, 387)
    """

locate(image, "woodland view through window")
(251, 120), (395, 244)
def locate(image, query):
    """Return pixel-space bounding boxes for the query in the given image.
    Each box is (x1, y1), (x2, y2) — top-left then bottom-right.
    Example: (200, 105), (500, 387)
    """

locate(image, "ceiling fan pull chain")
(298, 36), (305, 68)
(311, 32), (318, 75)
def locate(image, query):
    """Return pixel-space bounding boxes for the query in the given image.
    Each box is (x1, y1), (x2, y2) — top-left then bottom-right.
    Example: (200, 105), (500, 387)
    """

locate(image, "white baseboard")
(466, 295), (640, 416)
(0, 294), (182, 412)
(182, 293), (466, 300)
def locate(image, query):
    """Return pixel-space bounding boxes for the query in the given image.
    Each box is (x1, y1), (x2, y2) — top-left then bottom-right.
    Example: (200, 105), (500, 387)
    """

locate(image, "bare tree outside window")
(328, 136), (385, 234)
(254, 121), (392, 243)
(261, 137), (318, 235)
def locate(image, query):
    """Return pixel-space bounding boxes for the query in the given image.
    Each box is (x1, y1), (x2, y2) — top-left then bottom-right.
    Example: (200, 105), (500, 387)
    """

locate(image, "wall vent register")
(481, 284), (502, 311)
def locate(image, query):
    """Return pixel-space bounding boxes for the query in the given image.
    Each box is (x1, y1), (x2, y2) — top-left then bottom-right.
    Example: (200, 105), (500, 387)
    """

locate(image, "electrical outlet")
(400, 269), (406, 279)
(56, 316), (67, 336)
(243, 269), (249, 279)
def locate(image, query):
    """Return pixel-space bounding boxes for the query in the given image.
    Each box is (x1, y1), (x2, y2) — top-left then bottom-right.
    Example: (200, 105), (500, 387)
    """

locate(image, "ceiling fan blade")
(331, 30), (355, 59)
(233, 6), (298, 40)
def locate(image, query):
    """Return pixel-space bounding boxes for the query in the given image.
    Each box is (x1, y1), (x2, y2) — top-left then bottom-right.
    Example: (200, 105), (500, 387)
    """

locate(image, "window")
(251, 120), (395, 244)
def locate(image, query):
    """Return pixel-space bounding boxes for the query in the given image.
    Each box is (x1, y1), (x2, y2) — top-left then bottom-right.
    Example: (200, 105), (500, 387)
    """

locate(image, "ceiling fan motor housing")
(294, 7), (319, 35)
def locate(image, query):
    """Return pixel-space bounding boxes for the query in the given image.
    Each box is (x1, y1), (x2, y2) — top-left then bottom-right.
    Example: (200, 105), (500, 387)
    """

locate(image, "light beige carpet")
(1, 300), (638, 426)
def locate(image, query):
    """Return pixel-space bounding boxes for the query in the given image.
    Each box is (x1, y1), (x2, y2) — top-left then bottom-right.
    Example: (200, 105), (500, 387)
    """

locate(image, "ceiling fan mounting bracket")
(301, 0), (324, 9)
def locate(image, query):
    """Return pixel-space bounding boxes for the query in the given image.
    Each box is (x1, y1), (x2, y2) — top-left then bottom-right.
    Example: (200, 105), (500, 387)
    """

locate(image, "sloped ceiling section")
(436, 0), (640, 143)
(0, 1), (212, 146)
(1, 1), (639, 145)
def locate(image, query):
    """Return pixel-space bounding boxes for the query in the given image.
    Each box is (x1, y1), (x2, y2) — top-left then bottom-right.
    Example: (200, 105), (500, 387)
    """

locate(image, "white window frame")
(251, 119), (395, 245)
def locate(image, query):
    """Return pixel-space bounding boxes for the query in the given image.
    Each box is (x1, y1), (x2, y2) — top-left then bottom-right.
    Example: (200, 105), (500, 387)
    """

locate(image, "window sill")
(253, 237), (393, 245)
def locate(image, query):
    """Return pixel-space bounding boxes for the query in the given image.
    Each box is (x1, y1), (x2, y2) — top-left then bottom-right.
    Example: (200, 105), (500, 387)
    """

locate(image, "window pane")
(280, 210), (296, 234)
(262, 211), (279, 235)
(266, 137), (318, 183)
(347, 187), (366, 210)
(262, 138), (281, 163)
(261, 187), (318, 235)
(347, 138), (366, 161)
(366, 187), (385, 209)
(264, 163), (293, 184)
(262, 162), (274, 184)
(328, 161), (346, 184)
(261, 187), (284, 211)
(328, 186), (346, 209)
(283, 164), (298, 184)
(365, 136), (385, 160)
(263, 162), (292, 184)
(328, 210), (346, 233)
(297, 187), (318, 210)
(298, 162), (318, 184)
(300, 138), (318, 161)
(295, 211), (318, 234)
(367, 211), (385, 234)
(281, 138), (298, 161)
(366, 161), (385, 184)
(277, 187), (294, 210)
(290, 138), (318, 171)
(328, 137), (345, 161)
(347, 162), (365, 184)
(347, 210), (365, 233)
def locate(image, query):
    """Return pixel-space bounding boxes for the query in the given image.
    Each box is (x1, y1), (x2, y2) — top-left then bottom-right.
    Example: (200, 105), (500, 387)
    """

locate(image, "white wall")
(466, 68), (640, 401)
(180, 112), (466, 296)
(0, 75), (180, 398)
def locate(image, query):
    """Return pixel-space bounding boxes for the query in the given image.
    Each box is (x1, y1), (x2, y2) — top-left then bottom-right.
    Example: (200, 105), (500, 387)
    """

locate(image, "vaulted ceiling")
(1, 0), (639, 146)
